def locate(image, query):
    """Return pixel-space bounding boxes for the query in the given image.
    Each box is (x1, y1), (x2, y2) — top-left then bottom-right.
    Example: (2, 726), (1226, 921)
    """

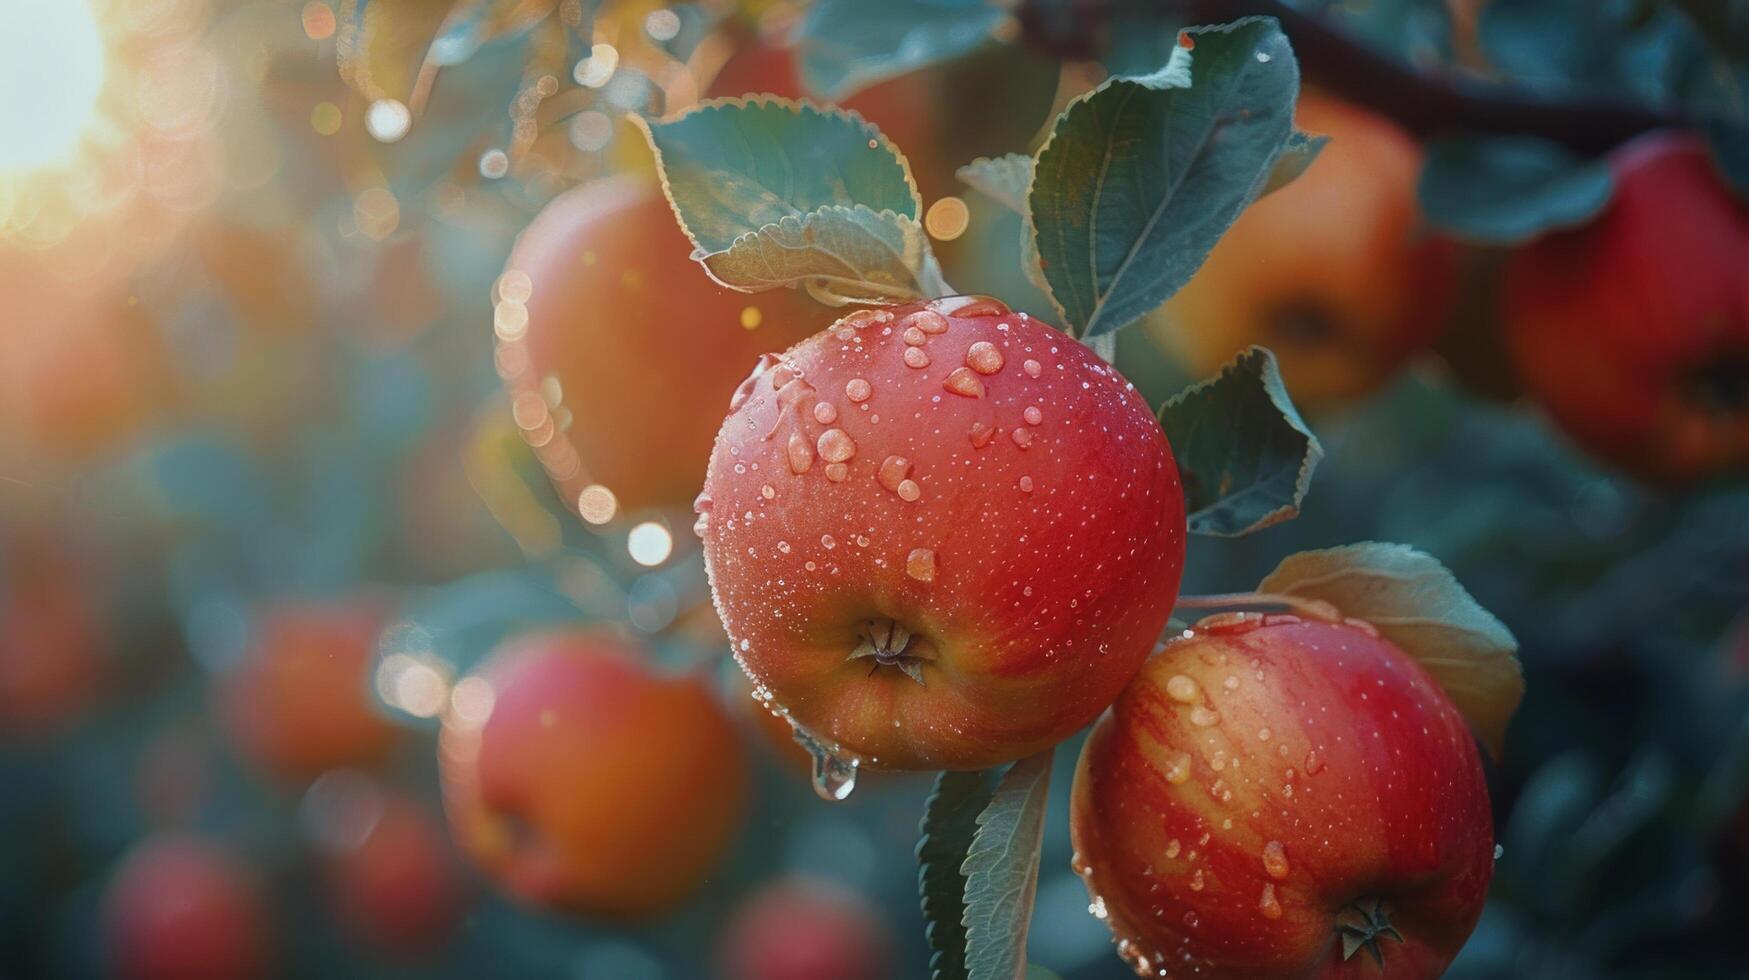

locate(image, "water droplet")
(1023, 406), (1043, 425)
(1257, 727), (1272, 742)
(1191, 706), (1219, 727)
(1255, 50), (1272, 63)
(760, 484), (775, 499)
(813, 402), (838, 424)
(943, 367), (986, 398)
(906, 548), (937, 582)
(903, 326), (928, 346)
(878, 455), (912, 491)
(904, 309), (950, 334)
(1494, 844), (1504, 860)
(966, 341), (1005, 374)
(1304, 750), (1325, 775)
(903, 346), (930, 369)
(1023, 358), (1042, 378)
(826, 463), (849, 482)
(817, 428), (856, 463)
(1011, 428), (1033, 449)
(793, 727), (858, 801)
(787, 432), (814, 474)
(897, 479), (921, 502)
(1164, 752), (1192, 784)
(845, 378), (872, 402)
(1166, 674), (1199, 703)
(1165, 838), (1182, 859)
(1259, 882), (1282, 919)
(1189, 869), (1205, 892)
(1262, 840), (1289, 879)
(969, 421), (996, 448)
(1224, 675), (1241, 692)
(1018, 476), (1034, 493)
(777, 540), (791, 554)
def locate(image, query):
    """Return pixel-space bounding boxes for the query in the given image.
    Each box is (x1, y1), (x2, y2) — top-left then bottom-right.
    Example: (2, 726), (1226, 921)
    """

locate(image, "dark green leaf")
(1258, 542), (1524, 759)
(1419, 136), (1614, 243)
(961, 752), (1053, 980)
(1030, 18), (1301, 336)
(918, 769), (1002, 980)
(1703, 120), (1749, 199)
(797, 0), (1004, 101)
(1160, 347), (1321, 538)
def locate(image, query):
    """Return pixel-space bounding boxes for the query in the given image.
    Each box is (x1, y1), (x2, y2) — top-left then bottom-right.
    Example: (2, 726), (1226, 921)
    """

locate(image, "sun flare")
(0, 0), (108, 174)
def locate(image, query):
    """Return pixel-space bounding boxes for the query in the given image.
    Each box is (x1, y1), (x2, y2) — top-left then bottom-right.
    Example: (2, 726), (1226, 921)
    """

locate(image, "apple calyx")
(847, 619), (936, 686)
(1335, 897), (1404, 969)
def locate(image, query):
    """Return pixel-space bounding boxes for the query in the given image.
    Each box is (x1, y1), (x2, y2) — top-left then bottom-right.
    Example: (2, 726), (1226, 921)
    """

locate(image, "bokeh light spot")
(0, 0), (107, 173)
(627, 521), (673, 566)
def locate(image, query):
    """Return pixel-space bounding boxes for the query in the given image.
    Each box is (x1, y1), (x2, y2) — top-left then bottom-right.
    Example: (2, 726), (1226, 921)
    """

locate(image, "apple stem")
(1173, 592), (1344, 622)
(1334, 897), (1403, 969)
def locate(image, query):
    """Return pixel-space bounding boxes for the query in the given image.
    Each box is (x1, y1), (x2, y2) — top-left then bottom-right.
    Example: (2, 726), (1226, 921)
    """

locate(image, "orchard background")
(1, 0), (1748, 978)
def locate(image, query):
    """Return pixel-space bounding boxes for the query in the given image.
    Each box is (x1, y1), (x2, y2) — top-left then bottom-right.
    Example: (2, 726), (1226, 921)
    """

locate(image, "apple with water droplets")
(438, 629), (748, 918)
(1070, 613), (1493, 978)
(698, 297), (1186, 772)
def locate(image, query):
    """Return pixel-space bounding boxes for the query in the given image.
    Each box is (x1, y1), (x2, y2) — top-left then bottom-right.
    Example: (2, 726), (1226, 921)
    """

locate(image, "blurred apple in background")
(0, 530), (107, 740)
(100, 833), (275, 980)
(1152, 89), (1456, 410)
(215, 597), (400, 784)
(439, 629), (747, 919)
(716, 875), (893, 980)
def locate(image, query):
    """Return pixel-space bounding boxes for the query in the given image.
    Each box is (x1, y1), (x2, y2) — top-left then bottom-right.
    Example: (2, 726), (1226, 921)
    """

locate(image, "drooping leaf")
(961, 752), (1053, 980)
(1260, 131), (1329, 197)
(1258, 543), (1524, 759)
(956, 154), (1034, 215)
(638, 97), (941, 303)
(700, 204), (945, 303)
(1160, 347), (1321, 537)
(918, 769), (1003, 980)
(797, 0), (1005, 101)
(1030, 18), (1300, 337)
(1418, 136), (1614, 243)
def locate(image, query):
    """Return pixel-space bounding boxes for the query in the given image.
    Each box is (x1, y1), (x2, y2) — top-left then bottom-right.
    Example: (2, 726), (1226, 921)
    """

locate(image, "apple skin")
(1504, 132), (1749, 484)
(716, 876), (893, 980)
(324, 791), (468, 957)
(438, 630), (748, 919)
(216, 598), (399, 784)
(1154, 90), (1455, 409)
(1070, 614), (1493, 979)
(699, 297), (1186, 771)
(100, 834), (275, 980)
(497, 177), (828, 516)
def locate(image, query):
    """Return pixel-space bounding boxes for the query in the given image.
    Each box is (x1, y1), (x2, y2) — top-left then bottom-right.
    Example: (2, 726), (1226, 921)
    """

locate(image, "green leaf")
(1258, 543), (1524, 760)
(962, 752), (1053, 980)
(797, 0), (1005, 102)
(700, 204), (946, 304)
(1029, 18), (1300, 337)
(1418, 136), (1614, 244)
(956, 154), (1034, 215)
(1260, 131), (1329, 197)
(918, 769), (1002, 980)
(637, 97), (942, 303)
(1160, 347), (1322, 537)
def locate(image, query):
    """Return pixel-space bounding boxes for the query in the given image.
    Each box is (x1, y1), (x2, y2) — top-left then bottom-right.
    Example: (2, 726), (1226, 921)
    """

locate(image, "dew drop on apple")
(903, 346), (930, 369)
(1024, 358), (1042, 378)
(1166, 674), (1199, 703)
(1262, 840), (1289, 879)
(1189, 869), (1205, 892)
(1164, 751), (1192, 784)
(1190, 706), (1219, 726)
(906, 548), (936, 582)
(817, 428), (856, 463)
(845, 378), (873, 402)
(966, 341), (1004, 374)
(1258, 882), (1282, 919)
(1023, 406), (1043, 425)
(1165, 838), (1181, 859)
(813, 401), (838, 424)
(789, 725), (858, 801)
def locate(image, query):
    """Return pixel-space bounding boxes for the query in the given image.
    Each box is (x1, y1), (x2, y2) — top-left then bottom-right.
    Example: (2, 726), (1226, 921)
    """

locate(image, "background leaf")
(1160, 346), (1322, 537)
(956, 154), (1034, 215)
(918, 769), (1002, 980)
(1029, 18), (1300, 337)
(1258, 542), (1525, 759)
(797, 0), (1005, 101)
(961, 751), (1053, 980)
(1419, 136), (1615, 243)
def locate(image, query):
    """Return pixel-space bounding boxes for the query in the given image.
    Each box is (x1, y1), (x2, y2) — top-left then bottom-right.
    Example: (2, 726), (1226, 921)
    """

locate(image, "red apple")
(0, 535), (104, 739)
(699, 297), (1186, 771)
(1070, 613), (1494, 979)
(304, 775), (467, 957)
(215, 597), (399, 784)
(1505, 131), (1749, 484)
(716, 876), (892, 980)
(496, 177), (828, 516)
(1154, 90), (1456, 409)
(101, 834), (275, 980)
(438, 629), (748, 918)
